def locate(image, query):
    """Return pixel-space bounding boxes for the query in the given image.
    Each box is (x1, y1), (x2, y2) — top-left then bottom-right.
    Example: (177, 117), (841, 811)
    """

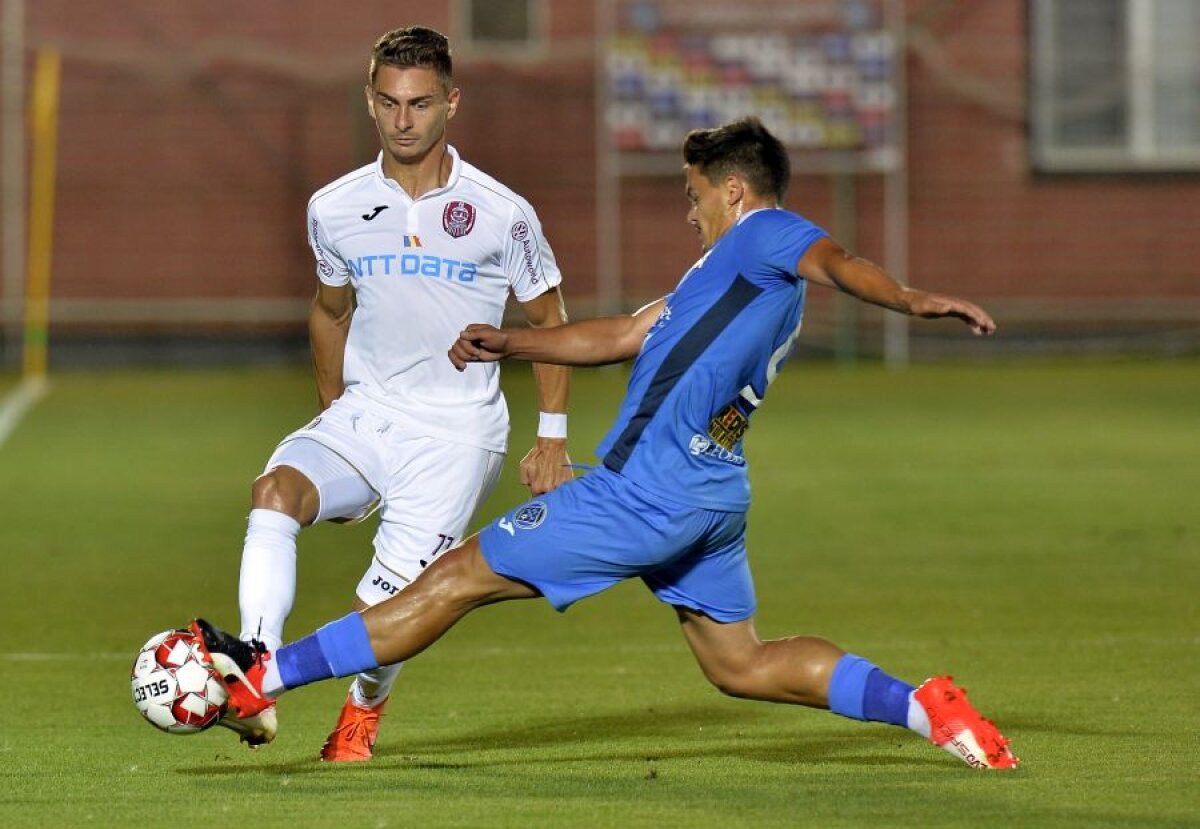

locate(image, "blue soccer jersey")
(596, 208), (827, 511)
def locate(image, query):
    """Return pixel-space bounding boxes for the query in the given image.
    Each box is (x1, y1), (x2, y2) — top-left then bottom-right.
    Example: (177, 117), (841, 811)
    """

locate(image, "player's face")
(685, 165), (735, 251)
(367, 65), (459, 165)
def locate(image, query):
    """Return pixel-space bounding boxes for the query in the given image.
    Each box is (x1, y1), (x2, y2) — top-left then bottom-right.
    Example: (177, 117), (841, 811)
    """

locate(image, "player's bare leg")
(675, 607), (1017, 769)
(197, 539), (532, 715)
(675, 607), (844, 706)
(359, 536), (539, 663)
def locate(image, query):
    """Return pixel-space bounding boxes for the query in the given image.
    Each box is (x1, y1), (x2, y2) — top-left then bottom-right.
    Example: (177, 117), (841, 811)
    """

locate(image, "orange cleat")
(914, 676), (1018, 770)
(319, 694), (389, 762)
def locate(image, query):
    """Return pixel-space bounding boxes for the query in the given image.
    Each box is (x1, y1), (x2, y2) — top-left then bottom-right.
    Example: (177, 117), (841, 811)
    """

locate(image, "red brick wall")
(905, 2), (1199, 301)
(16, 0), (1199, 335)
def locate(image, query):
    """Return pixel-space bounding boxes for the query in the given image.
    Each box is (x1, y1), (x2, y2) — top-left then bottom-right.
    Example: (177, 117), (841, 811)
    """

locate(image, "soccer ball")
(130, 627), (228, 734)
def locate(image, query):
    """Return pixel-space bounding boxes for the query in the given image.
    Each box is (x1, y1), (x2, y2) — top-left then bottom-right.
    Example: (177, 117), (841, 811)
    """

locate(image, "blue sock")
(827, 653), (914, 727)
(275, 612), (379, 691)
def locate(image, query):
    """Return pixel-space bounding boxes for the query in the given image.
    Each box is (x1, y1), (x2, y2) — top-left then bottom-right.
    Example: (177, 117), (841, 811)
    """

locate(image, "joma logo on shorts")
(371, 575), (401, 596)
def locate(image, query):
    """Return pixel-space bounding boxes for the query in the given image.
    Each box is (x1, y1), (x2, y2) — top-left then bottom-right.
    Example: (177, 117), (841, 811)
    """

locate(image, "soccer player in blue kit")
(194, 117), (1017, 769)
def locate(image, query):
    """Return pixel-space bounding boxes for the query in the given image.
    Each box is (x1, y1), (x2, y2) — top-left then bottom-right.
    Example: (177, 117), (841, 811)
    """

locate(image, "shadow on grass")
(179, 703), (949, 776)
(995, 715), (1137, 738)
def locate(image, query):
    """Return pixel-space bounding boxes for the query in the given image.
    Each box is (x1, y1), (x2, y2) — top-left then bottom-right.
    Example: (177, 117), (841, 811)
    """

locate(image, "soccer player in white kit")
(227, 27), (572, 761)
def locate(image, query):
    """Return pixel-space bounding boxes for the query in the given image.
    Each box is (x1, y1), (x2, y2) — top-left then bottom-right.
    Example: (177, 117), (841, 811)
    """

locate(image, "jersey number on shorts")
(419, 534), (456, 569)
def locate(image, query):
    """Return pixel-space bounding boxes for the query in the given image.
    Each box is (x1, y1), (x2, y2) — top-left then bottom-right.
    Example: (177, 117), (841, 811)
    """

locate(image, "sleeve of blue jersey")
(757, 212), (829, 279)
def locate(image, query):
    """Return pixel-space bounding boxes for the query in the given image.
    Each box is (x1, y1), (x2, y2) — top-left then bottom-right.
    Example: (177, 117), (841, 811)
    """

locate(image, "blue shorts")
(479, 467), (755, 622)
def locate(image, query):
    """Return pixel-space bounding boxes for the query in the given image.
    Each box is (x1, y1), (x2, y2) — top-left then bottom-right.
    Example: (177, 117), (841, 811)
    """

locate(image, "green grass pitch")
(0, 359), (1196, 828)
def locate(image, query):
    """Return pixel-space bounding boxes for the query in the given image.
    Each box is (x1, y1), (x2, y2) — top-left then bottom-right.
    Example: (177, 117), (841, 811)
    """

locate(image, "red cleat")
(914, 676), (1018, 770)
(188, 618), (277, 746)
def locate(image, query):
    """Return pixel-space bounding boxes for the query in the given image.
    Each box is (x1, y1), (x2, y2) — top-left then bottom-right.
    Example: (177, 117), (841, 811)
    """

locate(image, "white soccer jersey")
(306, 146), (562, 452)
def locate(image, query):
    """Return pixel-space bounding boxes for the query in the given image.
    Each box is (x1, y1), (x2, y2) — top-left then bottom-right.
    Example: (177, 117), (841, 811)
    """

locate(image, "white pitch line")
(0, 375), (48, 448)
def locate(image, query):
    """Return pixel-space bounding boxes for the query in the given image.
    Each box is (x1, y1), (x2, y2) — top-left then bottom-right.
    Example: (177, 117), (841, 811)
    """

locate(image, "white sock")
(261, 656), (285, 698)
(907, 692), (932, 738)
(238, 508), (302, 652)
(350, 662), (404, 708)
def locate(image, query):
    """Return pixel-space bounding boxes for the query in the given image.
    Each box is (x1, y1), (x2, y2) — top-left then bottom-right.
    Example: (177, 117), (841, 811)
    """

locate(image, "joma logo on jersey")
(348, 254), (477, 283)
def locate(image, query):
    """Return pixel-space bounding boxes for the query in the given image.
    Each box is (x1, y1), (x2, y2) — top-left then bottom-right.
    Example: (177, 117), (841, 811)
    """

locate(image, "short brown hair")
(682, 117), (791, 202)
(369, 27), (453, 92)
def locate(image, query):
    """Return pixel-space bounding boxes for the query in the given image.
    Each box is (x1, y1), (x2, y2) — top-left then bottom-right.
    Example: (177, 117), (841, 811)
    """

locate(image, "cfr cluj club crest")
(442, 200), (476, 238)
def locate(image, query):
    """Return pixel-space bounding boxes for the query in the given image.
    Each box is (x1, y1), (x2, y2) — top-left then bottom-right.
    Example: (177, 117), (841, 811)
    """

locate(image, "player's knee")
(251, 466), (318, 524)
(699, 655), (763, 700)
(701, 637), (840, 705)
(706, 670), (758, 700)
(697, 637), (795, 701)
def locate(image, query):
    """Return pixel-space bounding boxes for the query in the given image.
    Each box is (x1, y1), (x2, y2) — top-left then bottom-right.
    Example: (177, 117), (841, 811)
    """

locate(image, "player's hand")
(519, 438), (573, 496)
(449, 324), (511, 370)
(909, 292), (996, 336)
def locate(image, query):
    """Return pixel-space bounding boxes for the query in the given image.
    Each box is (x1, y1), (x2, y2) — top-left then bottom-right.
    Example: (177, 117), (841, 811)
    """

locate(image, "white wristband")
(537, 412), (567, 439)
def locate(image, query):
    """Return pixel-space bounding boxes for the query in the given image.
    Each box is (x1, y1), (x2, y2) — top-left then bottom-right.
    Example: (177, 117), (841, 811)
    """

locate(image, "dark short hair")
(682, 117), (791, 202)
(369, 26), (453, 91)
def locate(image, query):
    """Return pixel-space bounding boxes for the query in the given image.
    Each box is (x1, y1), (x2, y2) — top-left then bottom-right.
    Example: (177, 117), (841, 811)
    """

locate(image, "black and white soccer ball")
(130, 627), (228, 734)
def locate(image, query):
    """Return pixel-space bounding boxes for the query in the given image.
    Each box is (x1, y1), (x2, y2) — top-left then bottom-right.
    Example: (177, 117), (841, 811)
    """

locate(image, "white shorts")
(265, 397), (504, 604)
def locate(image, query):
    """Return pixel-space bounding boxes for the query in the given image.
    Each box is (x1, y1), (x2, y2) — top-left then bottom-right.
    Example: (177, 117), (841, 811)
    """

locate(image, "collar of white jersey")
(372, 144), (463, 200)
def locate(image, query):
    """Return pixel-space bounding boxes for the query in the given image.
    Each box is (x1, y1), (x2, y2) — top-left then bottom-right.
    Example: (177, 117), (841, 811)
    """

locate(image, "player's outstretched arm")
(449, 298), (666, 370)
(797, 237), (996, 336)
(517, 286), (573, 496)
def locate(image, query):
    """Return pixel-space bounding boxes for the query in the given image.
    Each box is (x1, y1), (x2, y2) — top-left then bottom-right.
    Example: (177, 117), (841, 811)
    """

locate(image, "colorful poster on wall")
(605, 0), (900, 165)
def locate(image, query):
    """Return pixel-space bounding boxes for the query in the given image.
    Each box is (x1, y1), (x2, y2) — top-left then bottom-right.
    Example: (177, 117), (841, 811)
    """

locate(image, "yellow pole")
(24, 46), (59, 380)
